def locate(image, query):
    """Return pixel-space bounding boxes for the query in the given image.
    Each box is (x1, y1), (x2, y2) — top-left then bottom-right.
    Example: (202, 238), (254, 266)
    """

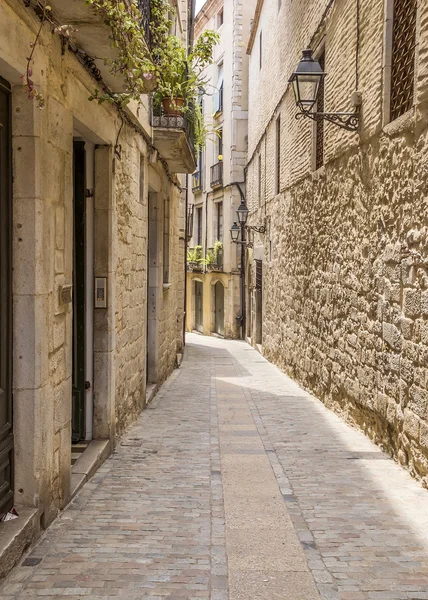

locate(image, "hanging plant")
(85, 0), (171, 106)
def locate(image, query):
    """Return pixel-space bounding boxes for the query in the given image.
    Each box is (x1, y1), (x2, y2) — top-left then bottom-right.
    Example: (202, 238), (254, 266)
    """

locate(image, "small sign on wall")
(95, 277), (107, 308)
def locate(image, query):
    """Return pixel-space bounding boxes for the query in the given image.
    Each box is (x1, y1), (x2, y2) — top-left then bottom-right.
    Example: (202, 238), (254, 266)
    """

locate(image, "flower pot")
(162, 97), (185, 116)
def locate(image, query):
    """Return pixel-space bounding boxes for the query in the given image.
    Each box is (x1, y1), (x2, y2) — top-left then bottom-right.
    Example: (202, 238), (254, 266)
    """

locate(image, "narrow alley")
(1, 334), (428, 600)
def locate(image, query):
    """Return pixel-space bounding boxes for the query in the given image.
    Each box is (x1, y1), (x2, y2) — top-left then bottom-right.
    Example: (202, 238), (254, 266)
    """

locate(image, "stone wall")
(246, 0), (428, 484)
(1, 0), (185, 529)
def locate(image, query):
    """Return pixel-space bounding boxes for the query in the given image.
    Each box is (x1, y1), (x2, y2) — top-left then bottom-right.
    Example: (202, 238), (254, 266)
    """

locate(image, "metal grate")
(210, 162), (223, 188)
(315, 51), (325, 170)
(255, 260), (263, 292)
(276, 115), (281, 194)
(186, 205), (194, 241)
(137, 0), (151, 47)
(390, 0), (417, 121)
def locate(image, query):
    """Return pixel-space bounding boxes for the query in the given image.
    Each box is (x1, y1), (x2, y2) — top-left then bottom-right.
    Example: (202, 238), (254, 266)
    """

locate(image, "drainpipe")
(184, 180), (188, 348)
(183, 0), (195, 349)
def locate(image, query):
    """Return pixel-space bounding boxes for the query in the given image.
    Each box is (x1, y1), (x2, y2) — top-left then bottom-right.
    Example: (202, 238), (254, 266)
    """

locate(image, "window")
(216, 201), (223, 242)
(259, 31), (263, 69)
(217, 129), (223, 160)
(163, 199), (170, 283)
(214, 64), (224, 114)
(258, 154), (262, 206)
(217, 8), (224, 28)
(197, 206), (203, 246)
(315, 51), (325, 170)
(275, 115), (281, 195)
(390, 0), (417, 121)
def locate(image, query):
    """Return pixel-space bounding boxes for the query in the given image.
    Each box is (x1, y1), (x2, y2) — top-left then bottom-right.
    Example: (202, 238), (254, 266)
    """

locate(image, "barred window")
(275, 115), (281, 195)
(163, 199), (170, 284)
(315, 51), (325, 170)
(196, 207), (203, 246)
(390, 0), (417, 121)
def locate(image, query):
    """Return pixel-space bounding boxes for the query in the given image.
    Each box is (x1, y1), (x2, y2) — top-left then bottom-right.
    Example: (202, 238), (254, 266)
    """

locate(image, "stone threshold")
(0, 507), (39, 581)
(70, 439), (111, 498)
(0, 440), (111, 583)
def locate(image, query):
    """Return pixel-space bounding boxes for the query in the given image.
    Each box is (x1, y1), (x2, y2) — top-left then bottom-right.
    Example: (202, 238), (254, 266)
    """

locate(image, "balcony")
(206, 248), (223, 272)
(47, 0), (155, 94)
(187, 247), (203, 272)
(192, 171), (203, 193)
(210, 162), (223, 189)
(151, 104), (197, 174)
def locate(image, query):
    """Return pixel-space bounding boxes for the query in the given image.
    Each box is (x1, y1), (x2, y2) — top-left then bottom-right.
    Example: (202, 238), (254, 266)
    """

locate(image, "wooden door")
(195, 281), (203, 333)
(72, 142), (86, 442)
(215, 282), (224, 336)
(0, 76), (13, 518)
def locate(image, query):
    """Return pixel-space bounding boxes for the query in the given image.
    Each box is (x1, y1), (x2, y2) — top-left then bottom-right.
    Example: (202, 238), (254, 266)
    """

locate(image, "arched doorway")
(214, 281), (225, 336)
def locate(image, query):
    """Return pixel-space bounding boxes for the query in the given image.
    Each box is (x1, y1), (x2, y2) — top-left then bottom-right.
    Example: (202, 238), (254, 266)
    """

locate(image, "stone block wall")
(2, 0), (185, 528)
(246, 0), (428, 483)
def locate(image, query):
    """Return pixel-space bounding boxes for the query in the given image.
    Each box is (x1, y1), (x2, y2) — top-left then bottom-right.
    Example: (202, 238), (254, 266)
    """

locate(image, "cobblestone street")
(2, 334), (428, 599)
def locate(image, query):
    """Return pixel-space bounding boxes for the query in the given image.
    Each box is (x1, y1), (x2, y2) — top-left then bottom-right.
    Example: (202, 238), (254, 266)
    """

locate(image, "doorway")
(0, 76), (13, 518)
(214, 281), (224, 336)
(72, 141), (86, 443)
(195, 281), (203, 333)
(255, 259), (263, 345)
(147, 191), (160, 385)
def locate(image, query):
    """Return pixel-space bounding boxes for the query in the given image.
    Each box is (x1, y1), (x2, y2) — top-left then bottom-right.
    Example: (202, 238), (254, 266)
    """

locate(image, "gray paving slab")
(2, 334), (428, 600)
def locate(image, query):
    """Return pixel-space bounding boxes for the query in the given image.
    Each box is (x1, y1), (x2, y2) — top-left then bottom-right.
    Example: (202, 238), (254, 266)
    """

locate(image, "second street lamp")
(230, 222), (240, 243)
(230, 201), (266, 340)
(237, 199), (249, 226)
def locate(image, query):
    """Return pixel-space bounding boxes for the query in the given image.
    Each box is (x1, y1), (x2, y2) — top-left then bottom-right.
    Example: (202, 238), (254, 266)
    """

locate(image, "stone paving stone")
(3, 334), (428, 600)
(196, 334), (428, 600)
(0, 360), (225, 600)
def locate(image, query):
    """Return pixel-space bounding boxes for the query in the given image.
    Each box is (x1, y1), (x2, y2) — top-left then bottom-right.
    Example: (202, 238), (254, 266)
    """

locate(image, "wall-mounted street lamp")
(230, 200), (266, 248)
(229, 199), (266, 340)
(289, 49), (361, 132)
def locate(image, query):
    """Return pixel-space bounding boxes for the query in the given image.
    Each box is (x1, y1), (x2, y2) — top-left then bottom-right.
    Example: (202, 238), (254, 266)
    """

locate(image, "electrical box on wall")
(95, 277), (107, 308)
(59, 284), (73, 305)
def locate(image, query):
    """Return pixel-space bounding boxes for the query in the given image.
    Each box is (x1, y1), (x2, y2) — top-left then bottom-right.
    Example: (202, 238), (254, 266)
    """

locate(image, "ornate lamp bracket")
(295, 107), (360, 132)
(246, 224), (266, 235)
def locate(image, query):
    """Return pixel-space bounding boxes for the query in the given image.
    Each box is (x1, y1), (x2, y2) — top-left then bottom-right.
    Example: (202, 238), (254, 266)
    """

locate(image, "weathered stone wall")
(1, 0), (185, 528)
(246, 0), (428, 484)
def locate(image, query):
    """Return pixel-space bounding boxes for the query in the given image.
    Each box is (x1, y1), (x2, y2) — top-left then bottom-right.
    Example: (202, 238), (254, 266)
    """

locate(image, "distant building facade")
(186, 0), (256, 339)
(246, 0), (428, 484)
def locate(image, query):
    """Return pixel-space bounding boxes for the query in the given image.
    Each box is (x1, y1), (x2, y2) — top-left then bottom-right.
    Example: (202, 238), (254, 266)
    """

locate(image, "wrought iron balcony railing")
(192, 171), (203, 193)
(206, 248), (223, 271)
(151, 100), (197, 174)
(210, 162), (223, 188)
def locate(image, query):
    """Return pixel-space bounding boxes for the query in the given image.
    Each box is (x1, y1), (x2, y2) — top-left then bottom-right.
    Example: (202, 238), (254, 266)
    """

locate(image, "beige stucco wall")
(186, 270), (240, 338)
(1, 0), (185, 528)
(246, 0), (428, 484)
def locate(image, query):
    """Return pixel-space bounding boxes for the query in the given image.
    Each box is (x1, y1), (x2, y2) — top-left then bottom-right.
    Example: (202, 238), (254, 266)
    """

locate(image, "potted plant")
(203, 241), (223, 271)
(153, 26), (220, 148)
(187, 246), (203, 270)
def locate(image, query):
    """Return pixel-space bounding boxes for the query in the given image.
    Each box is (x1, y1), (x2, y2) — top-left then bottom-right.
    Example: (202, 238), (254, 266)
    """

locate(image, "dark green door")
(215, 282), (224, 336)
(195, 281), (203, 333)
(72, 142), (86, 442)
(0, 76), (13, 518)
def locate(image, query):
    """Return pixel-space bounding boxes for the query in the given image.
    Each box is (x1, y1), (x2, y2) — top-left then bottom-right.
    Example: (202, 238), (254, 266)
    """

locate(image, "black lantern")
(289, 49), (325, 112)
(236, 200), (249, 226)
(289, 48), (360, 131)
(230, 222), (240, 243)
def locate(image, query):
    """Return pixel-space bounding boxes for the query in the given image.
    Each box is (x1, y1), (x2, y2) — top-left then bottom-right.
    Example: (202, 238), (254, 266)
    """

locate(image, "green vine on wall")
(23, 0), (172, 109)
